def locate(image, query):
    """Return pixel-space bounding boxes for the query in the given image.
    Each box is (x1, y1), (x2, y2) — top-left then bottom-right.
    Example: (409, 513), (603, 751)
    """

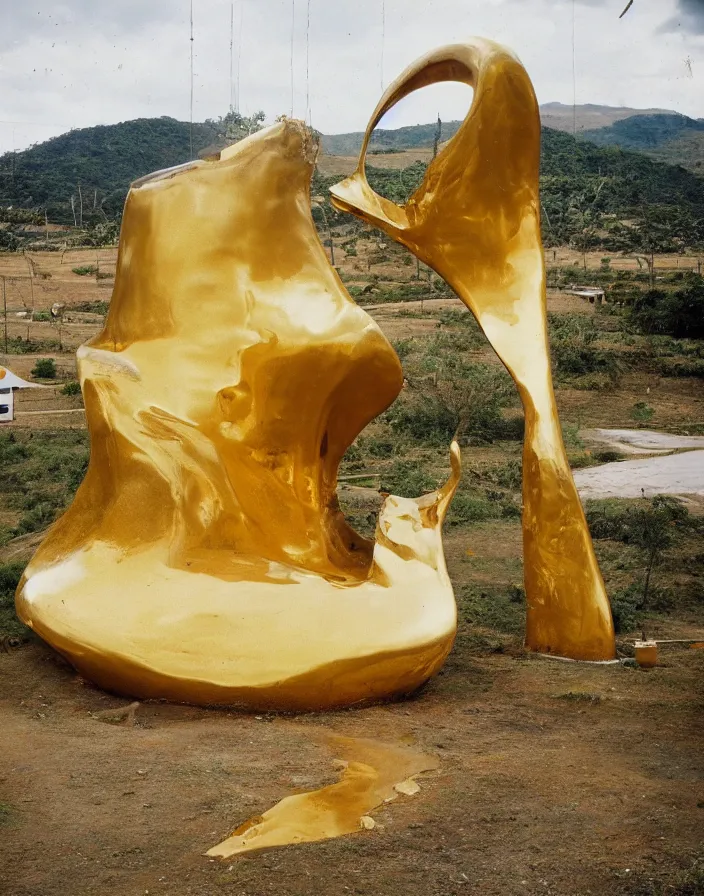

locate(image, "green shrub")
(0, 560), (28, 639)
(458, 584), (525, 634)
(361, 436), (395, 458)
(659, 357), (704, 378)
(391, 338), (414, 360)
(482, 459), (522, 490)
(72, 265), (98, 276)
(609, 583), (645, 633)
(61, 381), (82, 396)
(389, 363), (516, 446)
(0, 432), (29, 464)
(379, 461), (438, 498)
(5, 336), (61, 355)
(14, 501), (59, 535)
(629, 275), (704, 338)
(31, 358), (56, 379)
(593, 449), (624, 463)
(73, 300), (109, 314)
(631, 401), (654, 423)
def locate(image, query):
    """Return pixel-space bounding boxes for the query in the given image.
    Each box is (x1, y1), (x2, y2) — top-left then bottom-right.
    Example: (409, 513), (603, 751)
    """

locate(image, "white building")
(0, 366), (43, 423)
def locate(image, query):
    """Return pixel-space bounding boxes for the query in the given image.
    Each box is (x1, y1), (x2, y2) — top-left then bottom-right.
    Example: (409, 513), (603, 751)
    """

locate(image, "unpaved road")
(575, 429), (704, 499)
(585, 428), (704, 455)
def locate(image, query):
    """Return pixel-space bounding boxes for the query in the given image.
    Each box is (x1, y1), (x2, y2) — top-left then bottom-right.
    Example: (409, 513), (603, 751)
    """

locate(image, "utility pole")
(2, 276), (7, 357)
(432, 114), (442, 160)
(78, 184), (83, 228)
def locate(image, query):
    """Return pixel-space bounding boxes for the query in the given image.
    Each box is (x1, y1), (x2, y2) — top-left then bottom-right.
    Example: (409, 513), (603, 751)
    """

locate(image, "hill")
(321, 121), (462, 156)
(581, 113), (704, 172)
(1, 113), (704, 254)
(0, 117), (218, 225)
(539, 102), (676, 134)
(321, 104), (680, 157)
(315, 127), (704, 254)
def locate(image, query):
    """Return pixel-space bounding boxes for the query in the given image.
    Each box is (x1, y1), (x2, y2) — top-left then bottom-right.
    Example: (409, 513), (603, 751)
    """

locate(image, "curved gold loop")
(331, 41), (616, 662)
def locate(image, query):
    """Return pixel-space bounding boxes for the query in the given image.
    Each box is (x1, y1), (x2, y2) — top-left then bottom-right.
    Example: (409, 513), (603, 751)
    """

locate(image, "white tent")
(0, 366), (44, 423)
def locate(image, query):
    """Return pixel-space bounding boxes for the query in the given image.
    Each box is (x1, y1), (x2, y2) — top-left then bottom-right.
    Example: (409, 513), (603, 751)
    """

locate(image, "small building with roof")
(0, 366), (44, 423)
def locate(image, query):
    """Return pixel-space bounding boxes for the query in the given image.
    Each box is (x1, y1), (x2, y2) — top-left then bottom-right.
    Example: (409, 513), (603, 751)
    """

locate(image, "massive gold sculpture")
(15, 120), (462, 709)
(331, 39), (616, 662)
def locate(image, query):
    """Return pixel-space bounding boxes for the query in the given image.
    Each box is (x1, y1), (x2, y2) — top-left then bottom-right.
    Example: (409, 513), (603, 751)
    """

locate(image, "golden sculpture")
(15, 120), (462, 709)
(330, 39), (616, 662)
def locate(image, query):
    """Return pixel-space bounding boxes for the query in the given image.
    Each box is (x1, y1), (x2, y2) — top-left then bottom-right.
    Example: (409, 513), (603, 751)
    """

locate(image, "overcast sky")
(0, 0), (703, 155)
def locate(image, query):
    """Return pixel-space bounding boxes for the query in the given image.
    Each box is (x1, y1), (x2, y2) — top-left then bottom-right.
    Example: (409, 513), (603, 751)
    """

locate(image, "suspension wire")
(571, 0), (576, 138)
(189, 0), (195, 158)
(290, 0), (296, 116)
(305, 0), (311, 124)
(236, 1), (243, 112)
(380, 0), (385, 91)
(229, 1), (234, 112)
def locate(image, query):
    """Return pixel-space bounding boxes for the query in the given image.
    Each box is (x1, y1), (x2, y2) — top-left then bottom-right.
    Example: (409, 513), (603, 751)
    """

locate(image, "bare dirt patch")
(1, 638), (702, 896)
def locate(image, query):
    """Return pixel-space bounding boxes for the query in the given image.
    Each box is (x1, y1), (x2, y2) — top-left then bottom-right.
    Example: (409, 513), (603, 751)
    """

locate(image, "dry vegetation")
(0, 241), (703, 896)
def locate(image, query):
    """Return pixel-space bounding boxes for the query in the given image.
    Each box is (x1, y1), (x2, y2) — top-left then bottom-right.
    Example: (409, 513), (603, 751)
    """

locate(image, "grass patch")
(0, 561), (28, 639)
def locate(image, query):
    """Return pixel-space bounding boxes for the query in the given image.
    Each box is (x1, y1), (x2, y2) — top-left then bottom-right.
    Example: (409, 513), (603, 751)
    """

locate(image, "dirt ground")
(1, 632), (702, 896)
(2, 248), (703, 895)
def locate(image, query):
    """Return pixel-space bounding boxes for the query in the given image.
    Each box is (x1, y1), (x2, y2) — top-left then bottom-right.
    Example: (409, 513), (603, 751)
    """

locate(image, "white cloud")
(0, 0), (702, 155)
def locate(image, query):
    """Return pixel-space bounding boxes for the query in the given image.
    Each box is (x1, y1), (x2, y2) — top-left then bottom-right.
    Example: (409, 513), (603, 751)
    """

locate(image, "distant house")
(0, 366), (43, 422)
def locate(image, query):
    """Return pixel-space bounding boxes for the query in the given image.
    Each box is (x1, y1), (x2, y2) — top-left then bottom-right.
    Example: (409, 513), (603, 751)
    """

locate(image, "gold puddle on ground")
(206, 734), (439, 858)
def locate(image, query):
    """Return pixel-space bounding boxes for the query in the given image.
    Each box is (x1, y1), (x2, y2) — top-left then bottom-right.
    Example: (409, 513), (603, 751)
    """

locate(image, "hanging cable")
(229, 2), (234, 112)
(305, 0), (311, 124)
(189, 0), (195, 158)
(380, 0), (385, 91)
(571, 0), (576, 138)
(290, 0), (296, 117)
(236, 1), (243, 112)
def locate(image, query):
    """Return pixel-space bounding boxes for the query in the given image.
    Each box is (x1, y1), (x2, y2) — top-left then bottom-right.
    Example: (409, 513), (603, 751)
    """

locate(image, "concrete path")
(574, 449), (704, 499)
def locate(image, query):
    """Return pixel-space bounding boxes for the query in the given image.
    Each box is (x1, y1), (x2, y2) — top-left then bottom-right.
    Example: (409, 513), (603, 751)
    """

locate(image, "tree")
(628, 496), (687, 635)
(208, 110), (265, 145)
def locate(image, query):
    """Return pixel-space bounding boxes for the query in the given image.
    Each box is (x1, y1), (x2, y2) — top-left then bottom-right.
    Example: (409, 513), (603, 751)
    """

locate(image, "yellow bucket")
(634, 640), (658, 669)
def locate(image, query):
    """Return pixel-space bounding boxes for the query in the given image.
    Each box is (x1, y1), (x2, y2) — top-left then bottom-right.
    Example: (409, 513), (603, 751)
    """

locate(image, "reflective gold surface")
(330, 40), (616, 661)
(15, 120), (461, 709)
(207, 733), (438, 857)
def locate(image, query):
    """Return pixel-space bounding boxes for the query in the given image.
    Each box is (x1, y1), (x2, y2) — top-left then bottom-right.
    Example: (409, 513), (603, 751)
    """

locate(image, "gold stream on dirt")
(206, 735), (439, 858)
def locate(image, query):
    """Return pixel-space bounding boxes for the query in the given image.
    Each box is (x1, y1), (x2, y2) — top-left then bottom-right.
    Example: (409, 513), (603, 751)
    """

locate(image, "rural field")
(1, 231), (703, 896)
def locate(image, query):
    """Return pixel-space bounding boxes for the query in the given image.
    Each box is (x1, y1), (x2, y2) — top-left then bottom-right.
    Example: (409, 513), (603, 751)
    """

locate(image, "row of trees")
(1, 111), (703, 255)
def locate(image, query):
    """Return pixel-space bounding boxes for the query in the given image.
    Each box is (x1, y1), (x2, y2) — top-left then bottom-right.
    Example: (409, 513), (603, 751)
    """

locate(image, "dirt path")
(584, 429), (704, 456)
(1, 638), (702, 896)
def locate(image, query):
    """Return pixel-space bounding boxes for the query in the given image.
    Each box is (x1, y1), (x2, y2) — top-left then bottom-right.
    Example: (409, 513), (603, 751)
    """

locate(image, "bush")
(631, 401), (654, 423)
(392, 338), (414, 360)
(72, 265), (98, 276)
(389, 363), (516, 446)
(0, 432), (29, 464)
(31, 358), (56, 379)
(0, 560), (28, 639)
(458, 584), (525, 634)
(610, 583), (645, 633)
(379, 461), (437, 498)
(61, 381), (82, 396)
(629, 275), (704, 338)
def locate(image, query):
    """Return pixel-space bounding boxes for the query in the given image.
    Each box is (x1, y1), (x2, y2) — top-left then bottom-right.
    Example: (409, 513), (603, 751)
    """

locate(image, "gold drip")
(330, 40), (615, 661)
